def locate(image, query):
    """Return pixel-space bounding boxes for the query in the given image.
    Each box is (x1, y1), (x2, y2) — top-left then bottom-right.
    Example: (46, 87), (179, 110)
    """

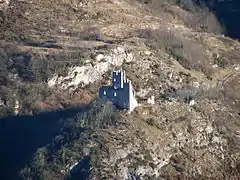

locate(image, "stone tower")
(99, 69), (138, 113)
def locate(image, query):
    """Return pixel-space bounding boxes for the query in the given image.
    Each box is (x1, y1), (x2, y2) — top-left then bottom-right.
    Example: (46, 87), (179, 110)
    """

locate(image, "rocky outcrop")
(47, 47), (134, 90)
(87, 100), (228, 179)
(0, 0), (10, 11)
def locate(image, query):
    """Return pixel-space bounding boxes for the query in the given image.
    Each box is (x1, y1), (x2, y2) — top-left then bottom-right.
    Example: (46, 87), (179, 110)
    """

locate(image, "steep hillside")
(0, 0), (239, 179)
(202, 0), (240, 39)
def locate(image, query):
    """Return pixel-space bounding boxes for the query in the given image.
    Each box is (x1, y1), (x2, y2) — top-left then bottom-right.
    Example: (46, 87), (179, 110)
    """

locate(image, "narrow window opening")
(103, 90), (106, 95)
(114, 92), (117, 97)
(113, 78), (116, 82)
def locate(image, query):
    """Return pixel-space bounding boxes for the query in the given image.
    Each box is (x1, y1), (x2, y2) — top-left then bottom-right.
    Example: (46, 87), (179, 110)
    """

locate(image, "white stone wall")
(128, 80), (138, 113)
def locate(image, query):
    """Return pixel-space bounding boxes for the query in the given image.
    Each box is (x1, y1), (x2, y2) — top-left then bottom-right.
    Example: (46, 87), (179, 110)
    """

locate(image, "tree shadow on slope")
(19, 101), (121, 180)
(202, 0), (240, 40)
(174, 0), (240, 39)
(137, 0), (240, 39)
(0, 106), (87, 180)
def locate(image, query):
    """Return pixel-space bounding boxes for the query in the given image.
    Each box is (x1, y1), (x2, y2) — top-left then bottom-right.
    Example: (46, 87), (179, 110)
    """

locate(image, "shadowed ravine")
(0, 107), (86, 180)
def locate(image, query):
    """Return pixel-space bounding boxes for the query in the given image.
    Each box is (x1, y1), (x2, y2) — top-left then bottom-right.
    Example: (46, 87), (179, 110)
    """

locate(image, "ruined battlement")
(99, 69), (138, 113)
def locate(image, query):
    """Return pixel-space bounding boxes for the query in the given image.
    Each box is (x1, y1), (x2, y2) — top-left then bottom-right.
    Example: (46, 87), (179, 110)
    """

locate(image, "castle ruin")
(99, 69), (138, 113)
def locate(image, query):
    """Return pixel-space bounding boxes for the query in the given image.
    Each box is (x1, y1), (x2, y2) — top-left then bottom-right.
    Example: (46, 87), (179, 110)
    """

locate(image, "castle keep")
(99, 69), (138, 113)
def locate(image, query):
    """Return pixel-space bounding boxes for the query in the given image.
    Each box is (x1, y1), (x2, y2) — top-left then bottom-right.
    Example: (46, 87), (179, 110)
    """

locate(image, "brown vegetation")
(0, 0), (239, 179)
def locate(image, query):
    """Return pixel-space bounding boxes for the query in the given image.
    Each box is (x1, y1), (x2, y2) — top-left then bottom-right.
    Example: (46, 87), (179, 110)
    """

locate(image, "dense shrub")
(20, 100), (121, 180)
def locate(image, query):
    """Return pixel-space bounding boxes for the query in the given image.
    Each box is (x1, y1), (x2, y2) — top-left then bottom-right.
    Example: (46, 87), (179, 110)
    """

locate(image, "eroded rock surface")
(47, 47), (134, 90)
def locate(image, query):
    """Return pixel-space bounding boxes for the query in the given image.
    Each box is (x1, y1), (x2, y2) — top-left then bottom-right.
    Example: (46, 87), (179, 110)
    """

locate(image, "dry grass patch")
(138, 28), (214, 77)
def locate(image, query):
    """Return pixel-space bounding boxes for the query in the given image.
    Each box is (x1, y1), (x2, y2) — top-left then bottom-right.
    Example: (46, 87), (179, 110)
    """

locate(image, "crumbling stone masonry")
(99, 69), (138, 113)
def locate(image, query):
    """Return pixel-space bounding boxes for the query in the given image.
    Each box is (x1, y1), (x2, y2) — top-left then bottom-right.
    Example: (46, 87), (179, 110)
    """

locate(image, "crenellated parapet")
(99, 69), (138, 113)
